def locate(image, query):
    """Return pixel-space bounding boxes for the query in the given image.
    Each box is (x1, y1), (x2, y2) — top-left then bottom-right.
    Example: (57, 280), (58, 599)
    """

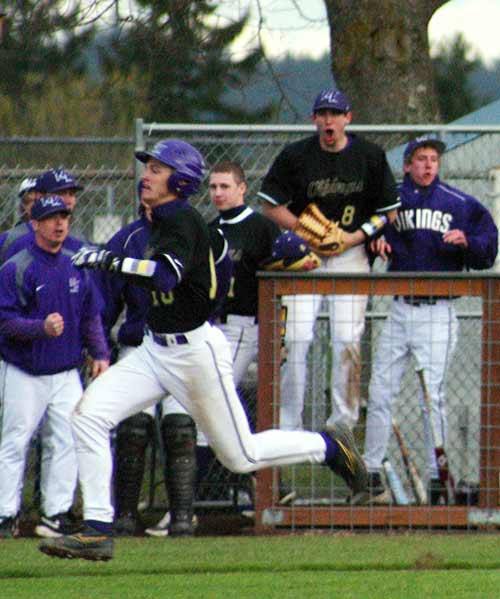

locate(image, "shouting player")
(258, 88), (400, 430)
(39, 138), (368, 561)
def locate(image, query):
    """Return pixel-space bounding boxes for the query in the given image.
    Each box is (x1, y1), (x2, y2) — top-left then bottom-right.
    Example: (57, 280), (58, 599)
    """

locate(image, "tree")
(98, 0), (274, 123)
(0, 1), (273, 133)
(433, 33), (482, 122)
(0, 1), (91, 99)
(323, 0), (449, 123)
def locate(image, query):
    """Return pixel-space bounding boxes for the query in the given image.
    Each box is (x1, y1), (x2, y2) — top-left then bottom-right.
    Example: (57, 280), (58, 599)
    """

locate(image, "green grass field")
(1, 533), (499, 598)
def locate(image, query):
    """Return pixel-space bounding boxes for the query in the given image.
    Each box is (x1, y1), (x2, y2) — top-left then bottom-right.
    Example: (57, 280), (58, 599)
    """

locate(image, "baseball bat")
(392, 418), (427, 505)
(416, 368), (456, 504)
(382, 458), (409, 505)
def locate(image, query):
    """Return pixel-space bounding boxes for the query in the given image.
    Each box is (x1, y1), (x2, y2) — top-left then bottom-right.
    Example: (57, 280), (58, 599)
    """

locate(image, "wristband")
(360, 214), (388, 239)
(121, 257), (156, 277)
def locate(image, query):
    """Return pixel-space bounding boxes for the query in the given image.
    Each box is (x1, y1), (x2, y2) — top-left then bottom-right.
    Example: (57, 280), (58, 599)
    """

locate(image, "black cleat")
(114, 513), (138, 537)
(324, 423), (369, 504)
(168, 510), (196, 537)
(39, 525), (114, 561)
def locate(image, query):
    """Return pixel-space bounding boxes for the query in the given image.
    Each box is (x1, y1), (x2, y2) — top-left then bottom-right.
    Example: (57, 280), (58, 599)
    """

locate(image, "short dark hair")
(210, 161), (246, 185)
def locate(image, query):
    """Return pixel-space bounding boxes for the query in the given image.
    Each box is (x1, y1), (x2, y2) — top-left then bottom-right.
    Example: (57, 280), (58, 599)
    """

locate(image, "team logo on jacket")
(394, 208), (453, 233)
(69, 276), (80, 294)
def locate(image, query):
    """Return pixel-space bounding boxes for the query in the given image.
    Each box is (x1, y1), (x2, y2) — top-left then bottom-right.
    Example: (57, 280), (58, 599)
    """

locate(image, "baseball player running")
(258, 88), (400, 430)
(39, 139), (368, 561)
(363, 137), (498, 503)
(98, 198), (230, 537)
(0, 196), (109, 538)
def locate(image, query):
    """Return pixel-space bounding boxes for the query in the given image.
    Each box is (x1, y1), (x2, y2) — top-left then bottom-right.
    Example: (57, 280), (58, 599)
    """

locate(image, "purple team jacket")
(385, 175), (498, 272)
(0, 242), (108, 375)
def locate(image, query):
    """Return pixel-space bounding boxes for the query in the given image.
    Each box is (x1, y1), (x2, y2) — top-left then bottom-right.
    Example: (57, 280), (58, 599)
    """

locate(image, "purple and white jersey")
(0, 242), (108, 375)
(385, 175), (498, 272)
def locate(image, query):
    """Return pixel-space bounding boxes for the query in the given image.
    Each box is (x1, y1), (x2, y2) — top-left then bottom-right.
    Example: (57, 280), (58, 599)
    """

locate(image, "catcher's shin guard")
(113, 412), (154, 521)
(162, 413), (197, 536)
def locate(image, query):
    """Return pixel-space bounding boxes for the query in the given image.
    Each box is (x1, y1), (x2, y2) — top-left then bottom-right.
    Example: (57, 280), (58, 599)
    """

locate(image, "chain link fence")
(1, 123), (499, 530)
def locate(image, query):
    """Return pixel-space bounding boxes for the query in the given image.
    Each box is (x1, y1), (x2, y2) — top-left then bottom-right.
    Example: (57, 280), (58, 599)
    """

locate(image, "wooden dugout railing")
(255, 272), (500, 531)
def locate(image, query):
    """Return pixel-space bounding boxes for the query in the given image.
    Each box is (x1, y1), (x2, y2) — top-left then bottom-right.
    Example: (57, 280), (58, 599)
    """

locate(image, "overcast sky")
(214, 0), (500, 66)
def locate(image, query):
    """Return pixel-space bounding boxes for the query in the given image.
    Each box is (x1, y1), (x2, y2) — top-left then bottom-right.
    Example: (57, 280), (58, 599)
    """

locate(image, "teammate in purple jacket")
(363, 137), (498, 504)
(0, 196), (109, 539)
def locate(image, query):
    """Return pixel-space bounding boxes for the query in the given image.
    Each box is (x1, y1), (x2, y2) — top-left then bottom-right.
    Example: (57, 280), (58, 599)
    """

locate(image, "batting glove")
(72, 247), (123, 272)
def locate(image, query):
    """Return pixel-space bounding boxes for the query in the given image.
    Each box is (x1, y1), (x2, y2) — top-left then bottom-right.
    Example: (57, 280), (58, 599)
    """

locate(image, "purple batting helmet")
(135, 139), (206, 199)
(35, 168), (83, 193)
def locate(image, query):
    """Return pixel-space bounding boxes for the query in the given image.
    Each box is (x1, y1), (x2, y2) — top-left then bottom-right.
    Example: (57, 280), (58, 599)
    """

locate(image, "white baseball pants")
(0, 363), (82, 518)
(280, 245), (369, 431)
(363, 297), (458, 478)
(73, 323), (328, 522)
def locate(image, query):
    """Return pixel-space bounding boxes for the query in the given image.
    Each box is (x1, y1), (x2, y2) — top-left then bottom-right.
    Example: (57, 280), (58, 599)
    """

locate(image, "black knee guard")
(114, 412), (154, 517)
(161, 413), (197, 536)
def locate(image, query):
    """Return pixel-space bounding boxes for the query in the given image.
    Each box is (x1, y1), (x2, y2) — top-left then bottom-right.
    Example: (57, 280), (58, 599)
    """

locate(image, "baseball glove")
(294, 203), (346, 256)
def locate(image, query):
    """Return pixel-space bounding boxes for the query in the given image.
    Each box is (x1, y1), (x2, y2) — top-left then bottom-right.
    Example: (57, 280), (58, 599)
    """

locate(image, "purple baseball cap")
(35, 169), (83, 193)
(312, 89), (351, 113)
(404, 137), (446, 162)
(31, 196), (71, 221)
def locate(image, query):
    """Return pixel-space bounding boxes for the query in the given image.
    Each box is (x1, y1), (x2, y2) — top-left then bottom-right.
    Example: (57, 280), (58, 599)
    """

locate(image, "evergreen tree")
(99, 0), (273, 123)
(0, 1), (92, 101)
(433, 33), (482, 122)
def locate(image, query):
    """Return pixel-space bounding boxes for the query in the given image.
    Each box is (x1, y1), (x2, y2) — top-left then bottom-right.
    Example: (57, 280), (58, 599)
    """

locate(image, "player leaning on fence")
(38, 138), (369, 562)
(363, 136), (498, 505)
(258, 88), (401, 431)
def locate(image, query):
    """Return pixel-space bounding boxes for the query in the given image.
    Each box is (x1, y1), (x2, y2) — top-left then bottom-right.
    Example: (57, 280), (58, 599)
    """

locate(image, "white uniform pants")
(280, 245), (369, 430)
(120, 345), (208, 446)
(0, 363), (82, 518)
(363, 298), (458, 478)
(73, 323), (327, 522)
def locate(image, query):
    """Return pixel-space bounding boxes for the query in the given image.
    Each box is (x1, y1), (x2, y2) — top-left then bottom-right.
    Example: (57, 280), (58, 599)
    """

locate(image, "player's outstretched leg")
(321, 423), (369, 504)
(39, 524), (114, 561)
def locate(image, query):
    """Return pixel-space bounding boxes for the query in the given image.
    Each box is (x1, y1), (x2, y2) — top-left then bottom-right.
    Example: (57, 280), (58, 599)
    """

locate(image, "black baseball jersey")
(145, 203), (216, 334)
(210, 205), (280, 317)
(259, 134), (400, 231)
